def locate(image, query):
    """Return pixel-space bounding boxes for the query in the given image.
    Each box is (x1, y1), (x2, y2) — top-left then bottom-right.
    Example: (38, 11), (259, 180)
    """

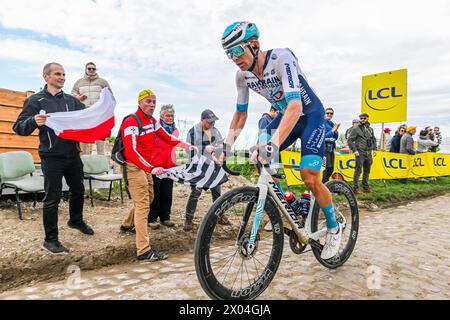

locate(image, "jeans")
(41, 156), (85, 242)
(353, 153), (373, 189)
(185, 185), (221, 220)
(322, 150), (335, 183)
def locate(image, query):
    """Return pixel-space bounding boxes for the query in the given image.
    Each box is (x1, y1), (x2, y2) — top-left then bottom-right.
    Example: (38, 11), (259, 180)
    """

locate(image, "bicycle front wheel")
(194, 186), (284, 300)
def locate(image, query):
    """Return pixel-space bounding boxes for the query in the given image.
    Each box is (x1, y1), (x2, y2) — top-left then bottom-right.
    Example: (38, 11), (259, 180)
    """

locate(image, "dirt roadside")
(0, 176), (251, 292)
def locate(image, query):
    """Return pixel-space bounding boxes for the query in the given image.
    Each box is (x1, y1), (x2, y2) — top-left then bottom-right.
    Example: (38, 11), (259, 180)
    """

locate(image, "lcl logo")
(339, 159), (356, 170)
(383, 158), (407, 169)
(368, 87), (403, 100)
(364, 87), (403, 111)
(434, 158), (447, 167)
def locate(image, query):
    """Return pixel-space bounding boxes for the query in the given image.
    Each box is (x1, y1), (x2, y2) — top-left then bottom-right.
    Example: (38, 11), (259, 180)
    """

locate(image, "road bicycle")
(194, 157), (359, 300)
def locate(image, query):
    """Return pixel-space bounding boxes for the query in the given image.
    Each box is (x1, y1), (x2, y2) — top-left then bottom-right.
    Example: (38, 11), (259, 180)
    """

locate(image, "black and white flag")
(156, 155), (228, 189)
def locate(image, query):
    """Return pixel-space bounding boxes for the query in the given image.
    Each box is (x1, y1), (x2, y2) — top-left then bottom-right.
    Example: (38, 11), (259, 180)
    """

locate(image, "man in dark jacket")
(389, 126), (406, 153)
(183, 109), (230, 231)
(322, 107), (340, 183)
(258, 106), (277, 132)
(347, 113), (377, 193)
(13, 62), (94, 254)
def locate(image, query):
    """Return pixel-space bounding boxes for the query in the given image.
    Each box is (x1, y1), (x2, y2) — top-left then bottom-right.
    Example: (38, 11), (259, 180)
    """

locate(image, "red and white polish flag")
(45, 88), (116, 143)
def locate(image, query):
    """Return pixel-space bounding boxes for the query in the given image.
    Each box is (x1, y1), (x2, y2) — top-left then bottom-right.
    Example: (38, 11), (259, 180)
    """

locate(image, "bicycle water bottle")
(284, 192), (302, 216)
(298, 193), (311, 219)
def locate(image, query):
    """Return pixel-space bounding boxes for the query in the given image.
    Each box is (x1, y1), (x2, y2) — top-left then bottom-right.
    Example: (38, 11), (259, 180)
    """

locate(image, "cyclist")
(219, 21), (342, 260)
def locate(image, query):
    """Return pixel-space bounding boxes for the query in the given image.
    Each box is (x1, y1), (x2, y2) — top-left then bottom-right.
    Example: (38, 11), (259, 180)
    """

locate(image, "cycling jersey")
(236, 48), (326, 170)
(236, 48), (323, 115)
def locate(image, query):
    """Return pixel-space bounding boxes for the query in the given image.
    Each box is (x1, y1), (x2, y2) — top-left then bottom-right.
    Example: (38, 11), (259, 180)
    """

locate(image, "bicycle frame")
(244, 165), (328, 250)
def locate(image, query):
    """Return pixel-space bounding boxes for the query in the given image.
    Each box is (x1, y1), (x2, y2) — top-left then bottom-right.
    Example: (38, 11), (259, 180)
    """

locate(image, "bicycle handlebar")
(221, 149), (286, 179)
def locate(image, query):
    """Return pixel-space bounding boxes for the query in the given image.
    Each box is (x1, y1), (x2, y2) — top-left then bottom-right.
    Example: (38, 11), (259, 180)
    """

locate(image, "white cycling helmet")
(221, 21), (260, 50)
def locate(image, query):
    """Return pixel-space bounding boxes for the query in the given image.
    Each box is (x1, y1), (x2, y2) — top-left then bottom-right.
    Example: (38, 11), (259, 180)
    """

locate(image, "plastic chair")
(81, 155), (123, 206)
(0, 151), (44, 219)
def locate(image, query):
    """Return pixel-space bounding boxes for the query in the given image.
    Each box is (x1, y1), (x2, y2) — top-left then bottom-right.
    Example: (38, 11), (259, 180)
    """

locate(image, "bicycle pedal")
(309, 239), (323, 251)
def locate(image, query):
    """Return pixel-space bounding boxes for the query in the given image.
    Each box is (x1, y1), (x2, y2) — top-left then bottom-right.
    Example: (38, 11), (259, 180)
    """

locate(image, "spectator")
(119, 89), (195, 262)
(258, 105), (278, 132)
(347, 113), (377, 194)
(72, 62), (112, 155)
(183, 109), (230, 232)
(400, 126), (417, 155)
(389, 125), (407, 153)
(345, 119), (359, 140)
(417, 129), (438, 153)
(382, 128), (392, 151)
(431, 126), (442, 152)
(425, 126), (435, 145)
(13, 62), (94, 254)
(322, 107), (340, 183)
(399, 126), (417, 184)
(148, 104), (178, 230)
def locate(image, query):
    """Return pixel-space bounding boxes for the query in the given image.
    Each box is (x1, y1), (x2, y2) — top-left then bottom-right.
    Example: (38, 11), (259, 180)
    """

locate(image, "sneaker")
(161, 220), (175, 227)
(120, 226), (136, 235)
(353, 188), (360, 195)
(148, 222), (160, 230)
(42, 240), (70, 254)
(183, 218), (193, 232)
(363, 188), (373, 193)
(320, 224), (342, 260)
(67, 221), (94, 235)
(218, 215), (231, 226)
(137, 248), (169, 262)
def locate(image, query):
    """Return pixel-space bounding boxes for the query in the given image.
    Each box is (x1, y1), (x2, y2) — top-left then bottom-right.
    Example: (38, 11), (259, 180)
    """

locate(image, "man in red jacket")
(120, 89), (196, 262)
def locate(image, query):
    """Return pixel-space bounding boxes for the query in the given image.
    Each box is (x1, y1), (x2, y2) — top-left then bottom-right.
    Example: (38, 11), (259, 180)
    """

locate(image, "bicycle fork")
(235, 171), (271, 252)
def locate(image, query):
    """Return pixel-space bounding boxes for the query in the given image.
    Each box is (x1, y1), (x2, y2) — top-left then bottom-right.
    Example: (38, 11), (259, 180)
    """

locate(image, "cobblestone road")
(1, 195), (449, 300)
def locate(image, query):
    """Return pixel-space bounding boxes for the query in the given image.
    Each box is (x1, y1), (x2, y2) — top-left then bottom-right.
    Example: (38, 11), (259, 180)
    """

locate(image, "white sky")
(1, 0), (449, 149)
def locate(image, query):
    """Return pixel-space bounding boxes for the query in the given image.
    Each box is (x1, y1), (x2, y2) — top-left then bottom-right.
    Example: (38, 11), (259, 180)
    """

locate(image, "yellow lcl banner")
(361, 69), (407, 123)
(281, 151), (450, 186)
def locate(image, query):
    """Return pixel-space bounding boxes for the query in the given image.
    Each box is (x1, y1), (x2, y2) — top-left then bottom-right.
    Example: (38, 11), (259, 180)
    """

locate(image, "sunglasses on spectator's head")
(87, 67), (96, 71)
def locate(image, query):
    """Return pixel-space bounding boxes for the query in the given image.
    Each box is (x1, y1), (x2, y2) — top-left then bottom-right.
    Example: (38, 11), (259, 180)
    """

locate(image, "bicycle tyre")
(310, 180), (359, 269)
(194, 186), (284, 300)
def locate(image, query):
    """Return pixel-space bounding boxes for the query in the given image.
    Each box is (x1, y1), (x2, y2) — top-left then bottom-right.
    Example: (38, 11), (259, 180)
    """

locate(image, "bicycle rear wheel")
(194, 186), (284, 300)
(310, 180), (359, 268)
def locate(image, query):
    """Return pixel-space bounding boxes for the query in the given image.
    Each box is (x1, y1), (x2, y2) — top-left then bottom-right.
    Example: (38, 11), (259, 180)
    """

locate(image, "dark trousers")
(322, 150), (335, 183)
(148, 176), (173, 222)
(41, 156), (85, 242)
(353, 153), (373, 189)
(185, 185), (221, 220)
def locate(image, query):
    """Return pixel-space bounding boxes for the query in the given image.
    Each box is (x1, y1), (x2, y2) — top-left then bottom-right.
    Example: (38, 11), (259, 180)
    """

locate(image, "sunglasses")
(359, 117), (367, 120)
(87, 67), (96, 71)
(225, 42), (251, 59)
(326, 112), (334, 115)
(400, 130), (405, 132)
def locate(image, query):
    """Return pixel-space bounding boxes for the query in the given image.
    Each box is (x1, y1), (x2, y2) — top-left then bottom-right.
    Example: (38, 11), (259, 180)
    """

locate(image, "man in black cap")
(183, 109), (230, 231)
(347, 113), (377, 193)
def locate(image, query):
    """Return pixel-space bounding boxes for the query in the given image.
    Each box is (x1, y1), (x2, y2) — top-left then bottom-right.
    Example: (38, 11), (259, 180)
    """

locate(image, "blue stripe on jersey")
(236, 103), (248, 112)
(285, 92), (301, 105)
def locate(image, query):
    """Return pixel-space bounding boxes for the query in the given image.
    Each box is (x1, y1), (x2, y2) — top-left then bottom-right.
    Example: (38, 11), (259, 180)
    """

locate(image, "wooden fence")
(0, 88), (39, 163)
